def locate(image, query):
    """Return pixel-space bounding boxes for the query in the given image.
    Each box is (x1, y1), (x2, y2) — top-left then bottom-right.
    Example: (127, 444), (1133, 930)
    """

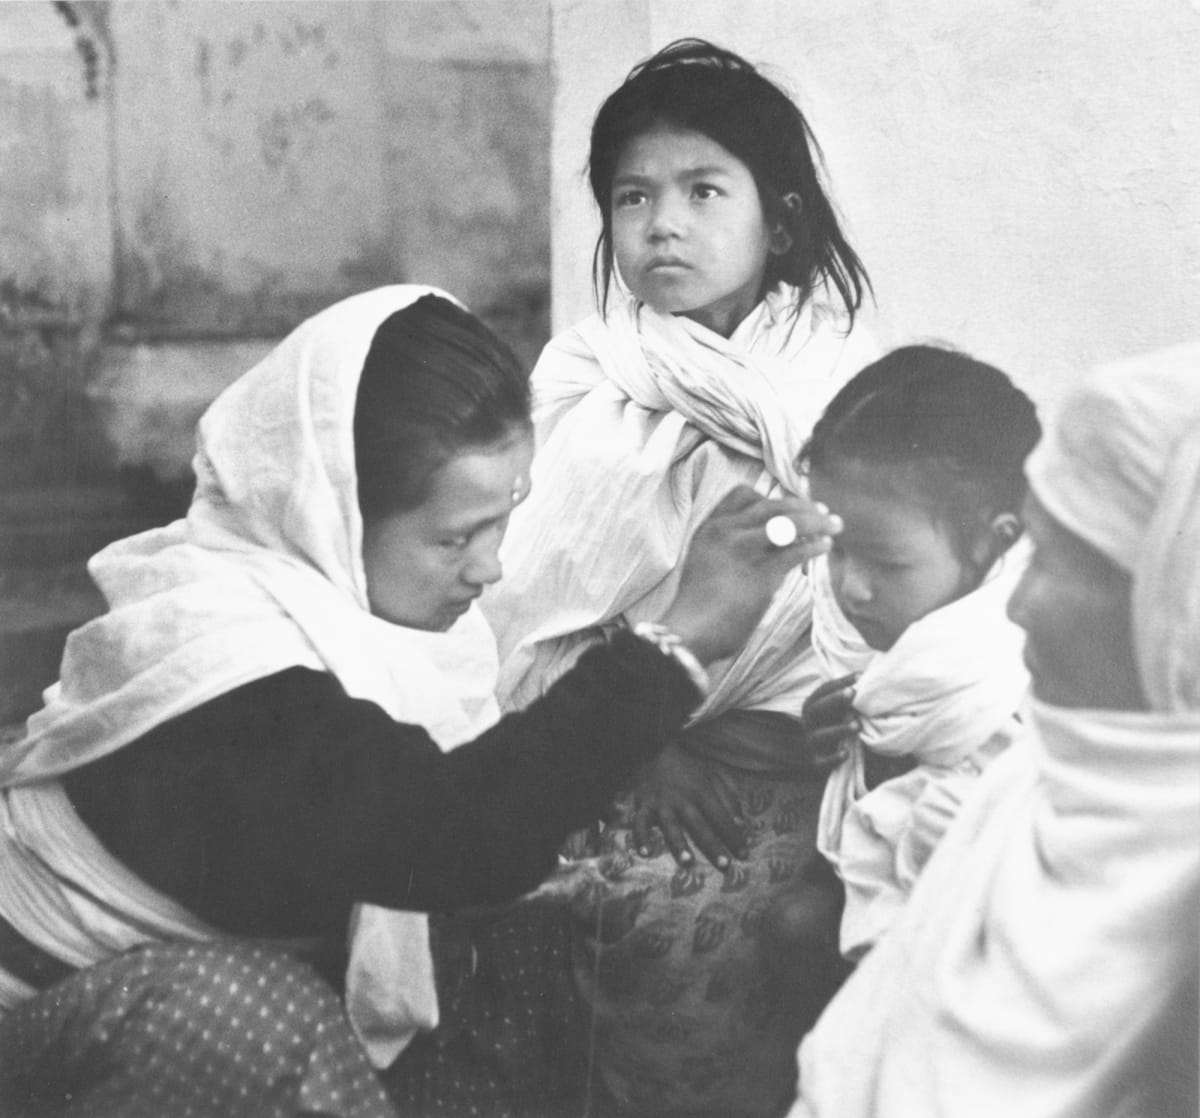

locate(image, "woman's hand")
(630, 741), (747, 869)
(661, 486), (841, 664)
(800, 674), (860, 763)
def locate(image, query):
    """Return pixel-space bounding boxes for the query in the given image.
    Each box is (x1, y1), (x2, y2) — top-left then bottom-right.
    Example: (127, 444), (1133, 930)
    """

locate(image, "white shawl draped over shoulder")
(812, 544), (1030, 958)
(0, 285), (502, 1068)
(791, 340), (1200, 1118)
(483, 286), (878, 721)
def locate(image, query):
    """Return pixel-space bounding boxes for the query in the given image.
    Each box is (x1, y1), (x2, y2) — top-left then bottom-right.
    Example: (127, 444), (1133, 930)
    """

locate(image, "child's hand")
(801, 673), (860, 764)
(630, 741), (746, 869)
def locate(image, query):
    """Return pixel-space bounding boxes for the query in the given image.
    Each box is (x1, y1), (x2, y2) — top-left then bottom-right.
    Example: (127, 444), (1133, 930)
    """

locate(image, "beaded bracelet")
(630, 620), (712, 698)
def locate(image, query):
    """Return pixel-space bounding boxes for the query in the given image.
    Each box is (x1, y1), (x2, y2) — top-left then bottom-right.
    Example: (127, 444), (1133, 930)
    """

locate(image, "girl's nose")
(837, 562), (873, 608)
(647, 195), (685, 240)
(463, 539), (504, 588)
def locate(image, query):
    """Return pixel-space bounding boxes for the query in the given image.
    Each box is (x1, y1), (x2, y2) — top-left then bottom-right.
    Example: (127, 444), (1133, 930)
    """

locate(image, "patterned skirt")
(0, 940), (396, 1118)
(533, 765), (848, 1118)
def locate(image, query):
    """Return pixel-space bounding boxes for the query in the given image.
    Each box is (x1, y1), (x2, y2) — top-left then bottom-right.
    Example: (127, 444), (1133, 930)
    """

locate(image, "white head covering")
(0, 284), (505, 1066)
(2, 284), (500, 784)
(1025, 338), (1200, 711)
(791, 340), (1200, 1118)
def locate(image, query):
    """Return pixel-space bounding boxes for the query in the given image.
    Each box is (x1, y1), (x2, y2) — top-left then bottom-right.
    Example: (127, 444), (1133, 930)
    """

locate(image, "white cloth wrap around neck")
(790, 340), (1200, 1118)
(483, 284), (880, 722)
(811, 545), (1030, 956)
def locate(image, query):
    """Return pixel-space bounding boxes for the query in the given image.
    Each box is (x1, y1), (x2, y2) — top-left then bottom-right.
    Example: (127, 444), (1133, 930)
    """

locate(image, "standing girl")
(484, 39), (876, 1118)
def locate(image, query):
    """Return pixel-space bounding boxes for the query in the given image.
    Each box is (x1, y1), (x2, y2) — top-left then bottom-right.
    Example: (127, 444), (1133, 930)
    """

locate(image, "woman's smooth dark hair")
(588, 38), (871, 324)
(800, 345), (1041, 560)
(354, 295), (531, 519)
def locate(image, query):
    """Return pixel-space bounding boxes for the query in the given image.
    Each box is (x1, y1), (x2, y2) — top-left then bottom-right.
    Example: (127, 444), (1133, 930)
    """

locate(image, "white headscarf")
(1025, 337), (1200, 712)
(0, 285), (503, 1066)
(791, 341), (1200, 1118)
(484, 285), (879, 721)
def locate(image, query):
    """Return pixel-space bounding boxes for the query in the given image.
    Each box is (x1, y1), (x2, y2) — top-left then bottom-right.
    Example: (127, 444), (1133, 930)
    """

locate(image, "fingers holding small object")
(763, 501), (842, 554)
(765, 514), (798, 547)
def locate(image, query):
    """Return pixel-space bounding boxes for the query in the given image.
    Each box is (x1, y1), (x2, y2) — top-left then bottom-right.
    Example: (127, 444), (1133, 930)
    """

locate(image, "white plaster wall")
(550, 0), (1200, 410)
(0, 1), (111, 318)
(1, 0), (552, 481)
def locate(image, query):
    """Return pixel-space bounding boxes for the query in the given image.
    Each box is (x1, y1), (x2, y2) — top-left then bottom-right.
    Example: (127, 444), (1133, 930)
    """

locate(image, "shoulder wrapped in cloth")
(483, 285), (879, 726)
(0, 285), (502, 1068)
(812, 542), (1030, 958)
(791, 339), (1200, 1118)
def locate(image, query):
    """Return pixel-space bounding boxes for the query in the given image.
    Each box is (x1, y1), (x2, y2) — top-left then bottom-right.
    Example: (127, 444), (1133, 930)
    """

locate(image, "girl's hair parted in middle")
(588, 38), (871, 324)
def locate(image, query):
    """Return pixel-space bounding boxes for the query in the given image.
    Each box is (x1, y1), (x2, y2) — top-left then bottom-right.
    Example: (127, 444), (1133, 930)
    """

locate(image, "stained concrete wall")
(0, 1), (112, 485)
(1, 0), (551, 484)
(549, 0), (1200, 410)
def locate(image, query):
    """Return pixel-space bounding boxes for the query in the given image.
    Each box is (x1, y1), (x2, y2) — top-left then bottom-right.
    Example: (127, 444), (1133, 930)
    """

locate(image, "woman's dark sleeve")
(64, 631), (699, 937)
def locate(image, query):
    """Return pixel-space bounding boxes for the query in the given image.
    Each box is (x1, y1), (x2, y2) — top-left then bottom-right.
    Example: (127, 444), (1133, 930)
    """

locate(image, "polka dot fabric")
(0, 941), (396, 1117)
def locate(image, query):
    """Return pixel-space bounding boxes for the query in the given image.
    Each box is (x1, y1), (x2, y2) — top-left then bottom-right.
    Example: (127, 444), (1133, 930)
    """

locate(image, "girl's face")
(1006, 495), (1145, 711)
(610, 124), (779, 338)
(809, 458), (977, 652)
(361, 428), (534, 631)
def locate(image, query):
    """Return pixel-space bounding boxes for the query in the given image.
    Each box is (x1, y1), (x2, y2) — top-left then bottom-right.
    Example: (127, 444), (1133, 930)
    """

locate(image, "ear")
(769, 193), (802, 256)
(972, 511), (1022, 567)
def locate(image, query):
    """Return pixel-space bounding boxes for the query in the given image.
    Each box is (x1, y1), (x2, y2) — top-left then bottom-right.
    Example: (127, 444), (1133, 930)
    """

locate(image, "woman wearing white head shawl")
(790, 339), (1200, 1118)
(0, 286), (830, 1118)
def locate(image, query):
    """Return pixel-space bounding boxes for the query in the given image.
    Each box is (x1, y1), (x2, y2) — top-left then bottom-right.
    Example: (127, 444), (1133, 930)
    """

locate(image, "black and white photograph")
(0, 3), (1197, 1115)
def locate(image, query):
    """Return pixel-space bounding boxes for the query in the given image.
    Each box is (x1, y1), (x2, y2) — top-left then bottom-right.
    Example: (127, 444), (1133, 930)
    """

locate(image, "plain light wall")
(549, 0), (1200, 411)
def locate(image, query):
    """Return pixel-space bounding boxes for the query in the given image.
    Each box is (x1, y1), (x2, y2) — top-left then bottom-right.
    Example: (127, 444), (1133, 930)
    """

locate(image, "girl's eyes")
(829, 544), (911, 573)
(611, 184), (722, 208)
(438, 535), (470, 551)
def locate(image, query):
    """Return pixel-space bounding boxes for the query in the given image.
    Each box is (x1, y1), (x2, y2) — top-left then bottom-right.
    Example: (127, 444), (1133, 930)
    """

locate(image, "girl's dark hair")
(589, 38), (870, 324)
(354, 295), (531, 519)
(800, 345), (1041, 558)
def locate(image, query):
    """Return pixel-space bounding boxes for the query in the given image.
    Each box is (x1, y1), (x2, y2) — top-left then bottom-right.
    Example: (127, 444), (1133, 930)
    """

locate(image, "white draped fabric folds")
(0, 285), (503, 1068)
(483, 286), (878, 721)
(813, 543), (1030, 957)
(791, 340), (1200, 1118)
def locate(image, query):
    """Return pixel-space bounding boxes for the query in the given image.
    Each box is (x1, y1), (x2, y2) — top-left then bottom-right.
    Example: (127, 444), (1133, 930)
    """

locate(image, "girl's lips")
(647, 257), (690, 270)
(846, 613), (888, 648)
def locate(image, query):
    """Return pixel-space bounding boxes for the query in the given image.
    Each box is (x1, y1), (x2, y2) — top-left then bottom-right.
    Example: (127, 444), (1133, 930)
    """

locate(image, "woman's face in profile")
(1007, 495), (1147, 711)
(361, 429), (534, 631)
